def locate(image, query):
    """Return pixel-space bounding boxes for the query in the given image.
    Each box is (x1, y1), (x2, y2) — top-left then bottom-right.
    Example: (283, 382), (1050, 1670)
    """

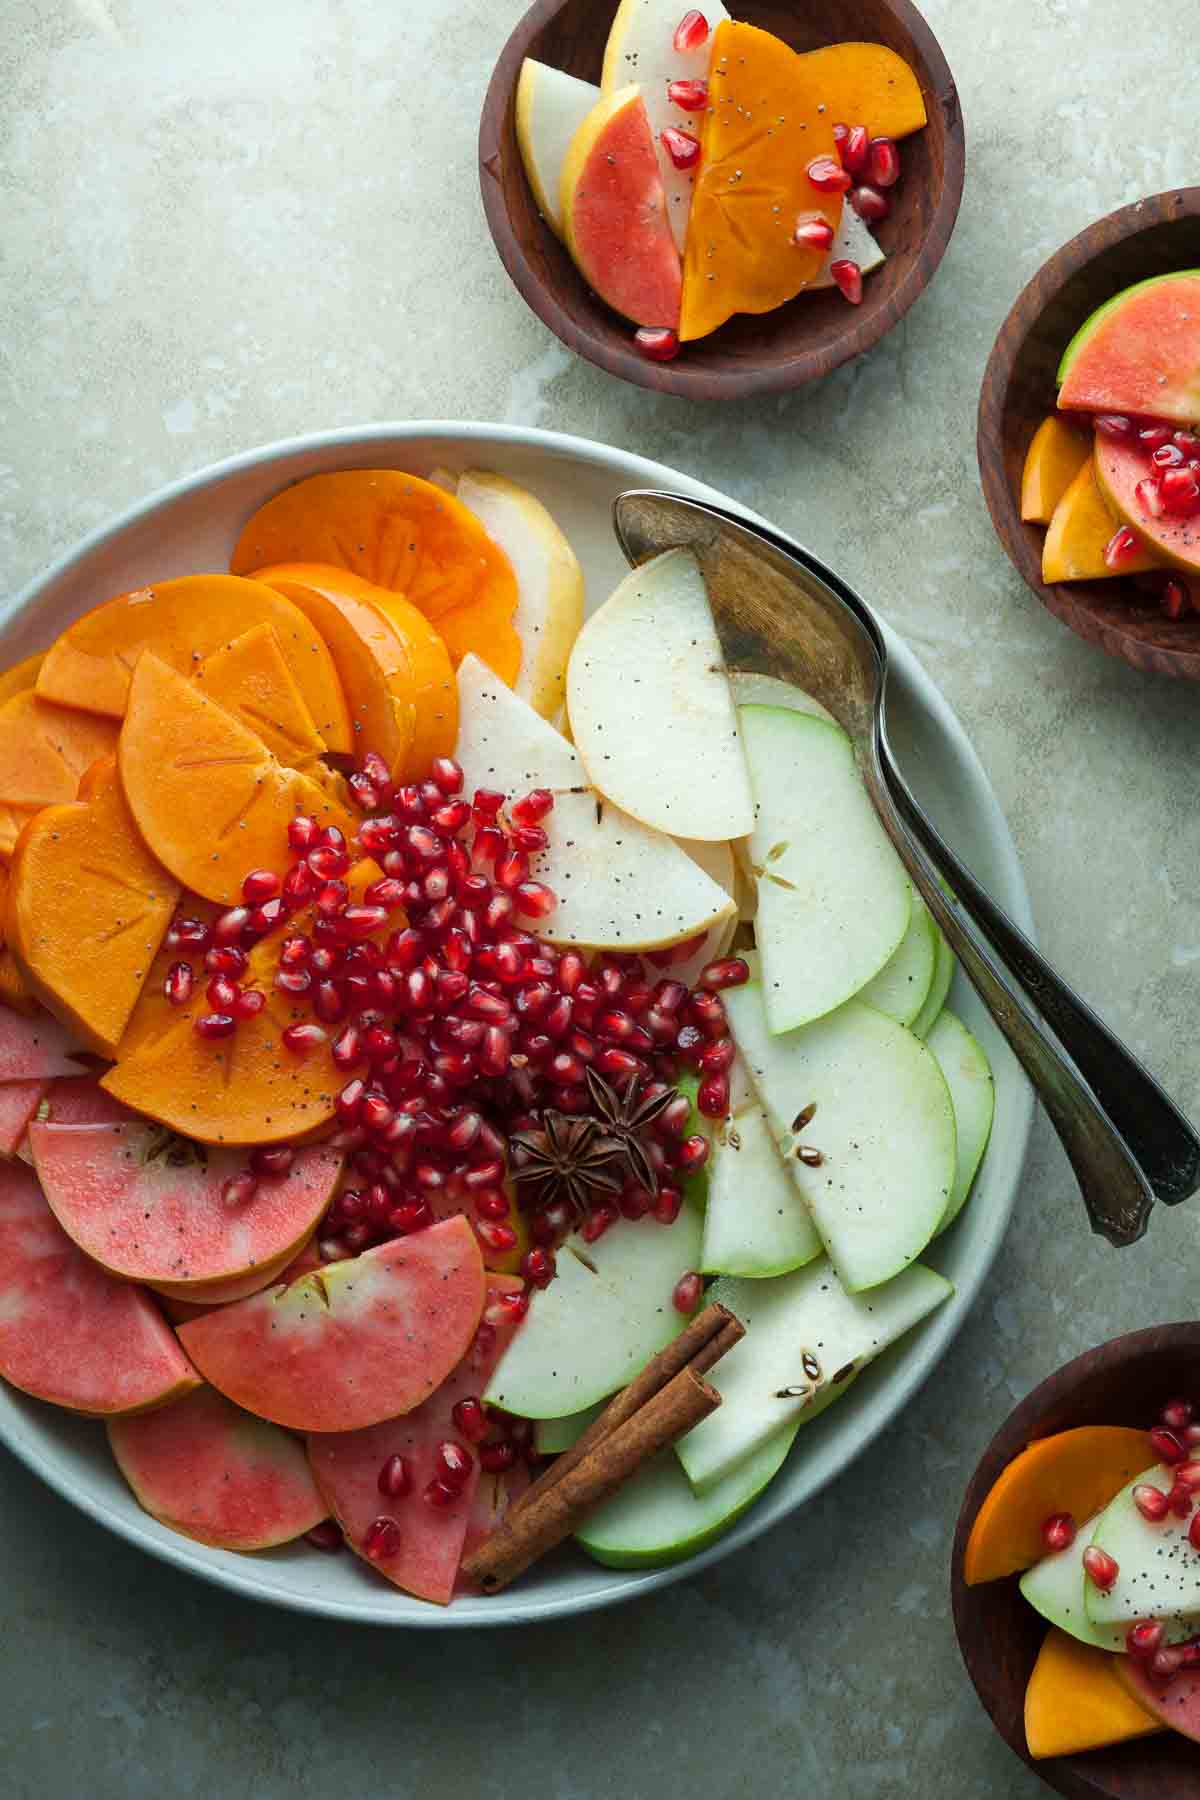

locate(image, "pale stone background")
(2, 1), (1197, 1794)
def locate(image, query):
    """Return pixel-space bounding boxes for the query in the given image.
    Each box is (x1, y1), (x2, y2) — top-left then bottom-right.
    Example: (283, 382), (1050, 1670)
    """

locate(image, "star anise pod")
(509, 1110), (624, 1221)
(584, 1065), (677, 1197)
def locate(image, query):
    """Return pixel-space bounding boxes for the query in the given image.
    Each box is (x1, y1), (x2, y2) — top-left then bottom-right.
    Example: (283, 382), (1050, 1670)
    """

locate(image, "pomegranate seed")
(699, 957), (749, 991)
(1139, 423), (1173, 449)
(557, 951), (586, 994)
(653, 979), (688, 1015)
(1094, 413), (1134, 441)
(221, 1173), (257, 1207)
(377, 1453), (411, 1498)
(424, 1477), (461, 1510)
(667, 77), (707, 111)
(657, 1094), (692, 1139)
(832, 122), (848, 151)
(474, 1189), (511, 1222)
(1151, 1645), (1188, 1683)
(363, 1515), (402, 1560)
(249, 1146), (293, 1180)
(348, 771), (382, 812)
(1152, 442), (1186, 469)
(634, 326), (681, 363)
(391, 1201), (434, 1235)
(474, 825), (505, 866)
(697, 1072), (730, 1117)
(1176, 1461), (1200, 1490)
(275, 967), (312, 995)
(1135, 476), (1164, 518)
(282, 862), (317, 906)
(1041, 1512), (1077, 1552)
(164, 961), (194, 1006)
(476, 1439), (516, 1474)
(1127, 1620), (1165, 1660)
(452, 1397), (489, 1443)
(281, 1022), (326, 1056)
(673, 1270), (704, 1314)
(1163, 1399), (1196, 1431)
(433, 1440), (473, 1489)
(1151, 1426), (1188, 1464)
(661, 125), (701, 170)
(672, 6), (708, 51)
(479, 1026), (511, 1077)
(278, 934), (312, 969)
(1176, 430), (1200, 456)
(312, 978), (346, 1022)
(206, 945), (247, 976)
(620, 1182), (653, 1220)
(1162, 578), (1191, 620)
(654, 1183), (683, 1225)
(1190, 1512), (1200, 1553)
(839, 122), (870, 174)
(1170, 1482), (1195, 1519)
(1162, 467), (1200, 514)
(166, 914), (210, 951)
(194, 1012), (235, 1040)
(794, 214), (835, 251)
(514, 881), (557, 919)
(496, 850), (530, 892)
(521, 1246), (556, 1289)
(1103, 526), (1141, 570)
(1082, 1546), (1119, 1591)
(850, 183), (890, 222)
(580, 1202), (619, 1244)
(233, 986), (266, 1020)
(867, 136), (900, 187)
(288, 815), (320, 852)
(306, 1520), (343, 1552)
(212, 906), (251, 946)
(430, 756), (464, 796)
(432, 800), (472, 834)
(830, 259), (863, 304)
(363, 877), (407, 911)
(807, 155), (852, 194)
(242, 869), (281, 904)
(676, 1133), (710, 1174)
(476, 1220), (518, 1253)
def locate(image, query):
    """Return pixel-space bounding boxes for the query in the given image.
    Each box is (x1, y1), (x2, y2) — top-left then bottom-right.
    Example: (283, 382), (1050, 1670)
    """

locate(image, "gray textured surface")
(1, 1), (1195, 1794)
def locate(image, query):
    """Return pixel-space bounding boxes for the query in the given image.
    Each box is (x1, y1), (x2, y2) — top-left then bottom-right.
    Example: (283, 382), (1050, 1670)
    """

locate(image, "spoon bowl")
(613, 490), (1200, 1246)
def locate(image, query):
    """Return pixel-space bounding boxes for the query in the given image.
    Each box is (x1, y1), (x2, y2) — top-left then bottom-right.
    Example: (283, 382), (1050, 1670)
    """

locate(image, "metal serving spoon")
(612, 489), (1200, 1248)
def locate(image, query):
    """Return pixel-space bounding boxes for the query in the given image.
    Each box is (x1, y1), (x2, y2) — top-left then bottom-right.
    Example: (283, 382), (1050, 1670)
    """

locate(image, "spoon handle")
(878, 741), (1200, 1212)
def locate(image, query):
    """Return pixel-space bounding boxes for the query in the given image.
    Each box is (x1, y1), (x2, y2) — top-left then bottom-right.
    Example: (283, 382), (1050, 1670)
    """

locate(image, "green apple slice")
(927, 1010), (995, 1232)
(911, 927), (955, 1039)
(566, 551), (755, 842)
(577, 1420), (798, 1569)
(739, 706), (911, 1032)
(1020, 1506), (1200, 1651)
(677, 1257), (951, 1493)
(483, 1205), (704, 1419)
(857, 893), (938, 1027)
(727, 670), (836, 725)
(515, 59), (600, 238)
(725, 979), (955, 1292)
(456, 469), (585, 720)
(700, 1101), (822, 1278)
(454, 654), (734, 951)
(1086, 1465), (1200, 1627)
(534, 1401), (606, 1457)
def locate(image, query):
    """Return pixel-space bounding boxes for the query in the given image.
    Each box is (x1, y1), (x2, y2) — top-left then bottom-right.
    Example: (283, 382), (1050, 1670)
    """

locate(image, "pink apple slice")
(0, 1004), (85, 1081)
(29, 1120), (342, 1289)
(156, 1238), (325, 1324)
(16, 1075), (137, 1165)
(307, 1275), (525, 1604)
(178, 1218), (486, 1432)
(0, 1080), (48, 1156)
(0, 1161), (199, 1415)
(108, 1384), (328, 1551)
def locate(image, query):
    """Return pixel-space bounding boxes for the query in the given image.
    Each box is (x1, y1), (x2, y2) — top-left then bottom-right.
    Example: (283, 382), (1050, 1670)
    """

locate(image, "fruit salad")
(964, 1401), (1200, 1760)
(516, 5), (928, 361)
(1022, 271), (1200, 622)
(0, 466), (991, 1603)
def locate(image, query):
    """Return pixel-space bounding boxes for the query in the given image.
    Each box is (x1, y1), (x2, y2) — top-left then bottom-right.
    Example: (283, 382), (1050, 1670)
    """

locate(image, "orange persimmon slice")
(230, 471), (521, 688)
(193, 624), (326, 770)
(0, 652), (45, 709)
(36, 574), (353, 754)
(118, 653), (356, 906)
(6, 756), (179, 1057)
(253, 564), (457, 776)
(794, 41), (928, 140)
(680, 21), (844, 343)
(0, 691), (118, 810)
(1026, 1630), (1160, 1759)
(103, 860), (386, 1145)
(1020, 416), (1092, 525)
(118, 891), (217, 1061)
(963, 1426), (1152, 1584)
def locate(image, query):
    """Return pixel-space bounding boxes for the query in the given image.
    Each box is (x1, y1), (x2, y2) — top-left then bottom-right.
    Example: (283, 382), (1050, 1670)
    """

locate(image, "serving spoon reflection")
(612, 490), (1200, 1248)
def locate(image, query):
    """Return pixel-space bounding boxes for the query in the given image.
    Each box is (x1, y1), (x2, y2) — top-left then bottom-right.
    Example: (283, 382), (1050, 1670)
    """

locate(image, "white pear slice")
(700, 1102), (822, 1278)
(912, 926), (955, 1039)
(725, 979), (955, 1292)
(811, 206), (886, 289)
(927, 1010), (994, 1233)
(483, 1205), (704, 1419)
(1086, 1465), (1200, 1627)
(636, 837), (737, 985)
(454, 654), (734, 950)
(601, 0), (731, 252)
(567, 551), (754, 842)
(578, 1419), (798, 1569)
(515, 59), (600, 237)
(857, 893), (938, 1028)
(457, 471), (585, 721)
(676, 1257), (951, 1492)
(740, 706), (911, 1032)
(1020, 1506), (1200, 1651)
(728, 670), (836, 726)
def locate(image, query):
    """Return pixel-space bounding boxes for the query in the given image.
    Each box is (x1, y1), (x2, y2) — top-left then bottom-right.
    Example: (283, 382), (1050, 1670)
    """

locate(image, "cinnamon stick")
(512, 1302), (743, 1509)
(461, 1364), (721, 1594)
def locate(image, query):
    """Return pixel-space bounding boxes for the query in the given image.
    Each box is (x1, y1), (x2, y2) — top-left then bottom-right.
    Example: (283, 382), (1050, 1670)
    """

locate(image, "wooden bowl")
(978, 188), (1200, 679)
(951, 1323), (1200, 1798)
(479, 0), (965, 399)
